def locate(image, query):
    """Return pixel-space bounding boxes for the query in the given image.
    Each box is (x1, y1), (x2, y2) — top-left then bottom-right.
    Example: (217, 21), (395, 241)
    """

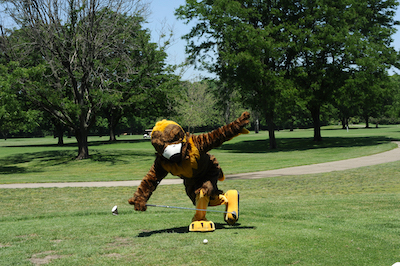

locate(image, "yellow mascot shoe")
(189, 189), (215, 232)
(224, 190), (239, 225)
(189, 220), (215, 232)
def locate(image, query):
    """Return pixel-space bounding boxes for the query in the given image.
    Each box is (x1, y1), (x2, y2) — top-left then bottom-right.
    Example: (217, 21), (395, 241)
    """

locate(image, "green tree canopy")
(176, 0), (399, 144)
(176, 0), (295, 148)
(2, 0), (176, 158)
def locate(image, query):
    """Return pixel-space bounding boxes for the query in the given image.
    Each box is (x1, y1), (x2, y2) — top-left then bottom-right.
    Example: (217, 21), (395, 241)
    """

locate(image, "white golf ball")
(203, 239), (208, 244)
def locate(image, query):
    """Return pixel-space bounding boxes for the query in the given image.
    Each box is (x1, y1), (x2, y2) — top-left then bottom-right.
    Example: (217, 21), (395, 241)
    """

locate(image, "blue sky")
(147, 0), (400, 80)
(146, 0), (214, 80)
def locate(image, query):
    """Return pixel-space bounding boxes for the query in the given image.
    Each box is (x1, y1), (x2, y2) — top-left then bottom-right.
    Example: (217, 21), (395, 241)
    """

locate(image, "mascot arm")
(128, 157), (168, 211)
(192, 111), (250, 152)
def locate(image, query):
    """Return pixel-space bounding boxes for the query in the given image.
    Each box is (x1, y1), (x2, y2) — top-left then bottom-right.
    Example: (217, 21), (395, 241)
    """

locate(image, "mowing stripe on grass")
(1, 142), (400, 189)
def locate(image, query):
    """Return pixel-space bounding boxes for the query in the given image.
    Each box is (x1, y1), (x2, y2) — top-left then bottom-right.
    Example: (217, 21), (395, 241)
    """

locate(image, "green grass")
(1, 161), (400, 265)
(1, 124), (399, 184)
(1, 125), (400, 265)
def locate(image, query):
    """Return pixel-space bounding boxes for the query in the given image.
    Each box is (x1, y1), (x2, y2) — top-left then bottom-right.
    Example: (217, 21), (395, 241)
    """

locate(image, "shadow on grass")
(219, 136), (397, 153)
(323, 126), (398, 130)
(136, 223), (256, 237)
(0, 166), (27, 174)
(0, 149), (154, 175)
(0, 150), (76, 175)
(89, 150), (154, 164)
(1, 138), (150, 148)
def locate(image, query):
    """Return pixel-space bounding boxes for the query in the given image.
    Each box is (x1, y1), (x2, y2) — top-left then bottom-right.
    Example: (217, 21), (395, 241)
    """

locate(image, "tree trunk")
(266, 112), (277, 149)
(224, 102), (231, 125)
(254, 118), (259, 134)
(365, 115), (370, 128)
(108, 110), (122, 142)
(341, 117), (346, 129)
(75, 128), (89, 160)
(310, 105), (322, 141)
(109, 113), (117, 142)
(57, 134), (64, 146)
(109, 127), (117, 142)
(55, 122), (64, 146)
(109, 112), (117, 141)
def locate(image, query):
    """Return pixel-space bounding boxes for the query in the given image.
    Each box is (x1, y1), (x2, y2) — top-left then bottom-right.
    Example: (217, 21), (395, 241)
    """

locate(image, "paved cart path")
(1, 142), (400, 189)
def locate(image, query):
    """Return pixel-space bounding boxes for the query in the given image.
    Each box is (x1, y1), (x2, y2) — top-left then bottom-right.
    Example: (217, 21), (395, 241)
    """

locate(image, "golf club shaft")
(146, 204), (233, 214)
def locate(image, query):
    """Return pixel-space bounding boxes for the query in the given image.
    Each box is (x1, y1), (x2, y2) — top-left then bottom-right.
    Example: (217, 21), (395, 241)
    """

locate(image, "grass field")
(1, 125), (400, 265)
(1, 163), (400, 265)
(0, 124), (399, 184)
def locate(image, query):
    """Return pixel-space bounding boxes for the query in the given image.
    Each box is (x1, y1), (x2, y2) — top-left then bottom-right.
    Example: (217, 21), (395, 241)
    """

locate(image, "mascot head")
(151, 120), (188, 163)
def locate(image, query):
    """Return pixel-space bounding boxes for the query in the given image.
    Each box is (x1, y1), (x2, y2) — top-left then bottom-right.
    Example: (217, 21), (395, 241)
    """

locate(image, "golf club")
(146, 204), (237, 219)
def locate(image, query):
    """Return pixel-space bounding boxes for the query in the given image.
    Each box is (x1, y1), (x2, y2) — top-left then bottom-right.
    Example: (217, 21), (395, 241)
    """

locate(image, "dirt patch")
(104, 253), (122, 258)
(107, 237), (133, 247)
(29, 251), (67, 265)
(0, 243), (11, 248)
(16, 234), (38, 238)
(105, 237), (132, 259)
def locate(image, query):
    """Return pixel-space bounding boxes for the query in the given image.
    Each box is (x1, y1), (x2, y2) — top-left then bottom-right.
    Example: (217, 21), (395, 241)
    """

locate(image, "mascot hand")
(128, 196), (147, 211)
(238, 111), (250, 134)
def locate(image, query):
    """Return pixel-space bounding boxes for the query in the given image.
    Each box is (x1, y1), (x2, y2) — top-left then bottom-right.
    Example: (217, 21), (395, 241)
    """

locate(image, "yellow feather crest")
(151, 120), (183, 135)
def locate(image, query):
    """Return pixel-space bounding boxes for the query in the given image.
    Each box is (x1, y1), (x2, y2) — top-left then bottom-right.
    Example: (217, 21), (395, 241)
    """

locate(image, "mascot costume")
(129, 112), (250, 232)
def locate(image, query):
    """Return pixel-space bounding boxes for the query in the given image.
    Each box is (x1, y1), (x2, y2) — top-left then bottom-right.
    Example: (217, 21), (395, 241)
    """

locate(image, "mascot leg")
(224, 190), (239, 225)
(189, 189), (215, 232)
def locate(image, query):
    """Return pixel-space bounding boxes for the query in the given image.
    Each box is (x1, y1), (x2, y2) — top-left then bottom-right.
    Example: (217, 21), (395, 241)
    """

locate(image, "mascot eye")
(171, 135), (181, 142)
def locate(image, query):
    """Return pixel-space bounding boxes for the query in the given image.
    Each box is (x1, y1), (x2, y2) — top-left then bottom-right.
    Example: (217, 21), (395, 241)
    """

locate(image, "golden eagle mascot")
(129, 112), (250, 232)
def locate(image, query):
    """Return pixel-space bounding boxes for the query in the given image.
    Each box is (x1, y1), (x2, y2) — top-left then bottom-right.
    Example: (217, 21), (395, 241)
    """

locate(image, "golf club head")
(112, 205), (118, 215)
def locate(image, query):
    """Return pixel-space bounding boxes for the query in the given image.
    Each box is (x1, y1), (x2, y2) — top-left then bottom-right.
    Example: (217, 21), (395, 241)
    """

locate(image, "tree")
(176, 0), (399, 144)
(1, 0), (157, 159)
(0, 28), (43, 140)
(176, 0), (295, 149)
(173, 81), (219, 132)
(290, 0), (398, 140)
(386, 74), (400, 120)
(350, 66), (392, 128)
(0, 64), (44, 139)
(93, 11), (179, 141)
(208, 80), (244, 125)
(289, 0), (351, 140)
